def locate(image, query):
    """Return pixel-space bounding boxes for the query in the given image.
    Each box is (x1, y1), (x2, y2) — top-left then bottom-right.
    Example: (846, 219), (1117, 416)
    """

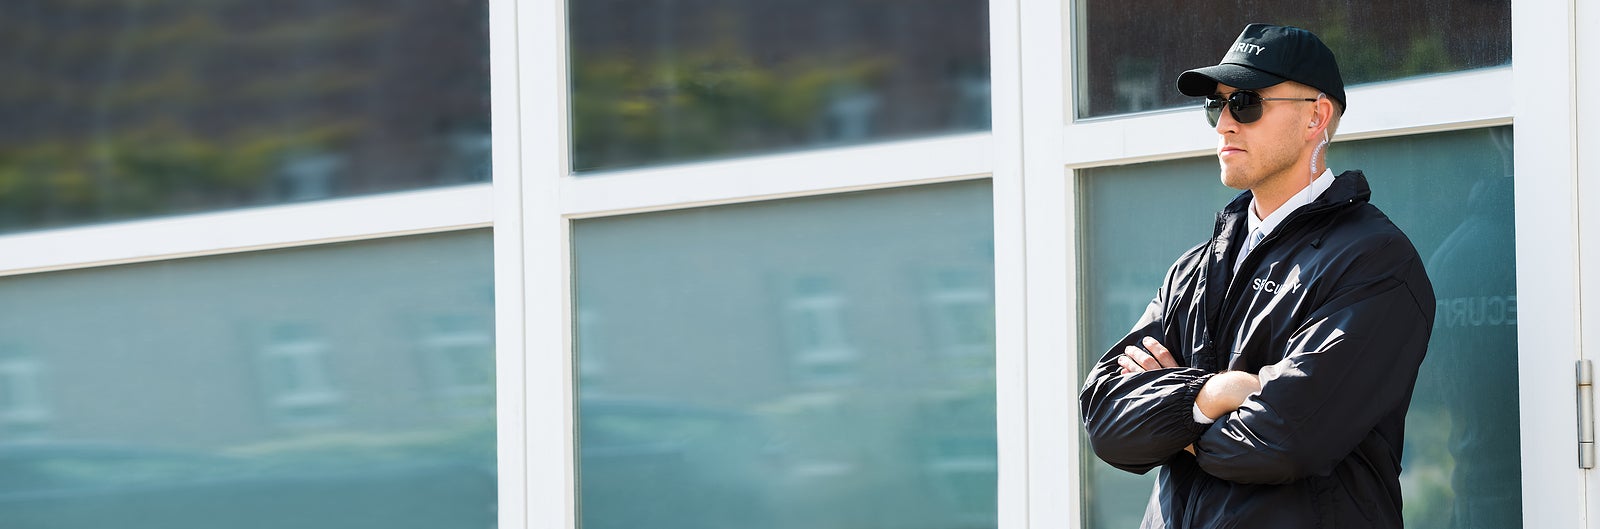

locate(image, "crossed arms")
(1119, 336), (1261, 424)
(1078, 269), (1434, 483)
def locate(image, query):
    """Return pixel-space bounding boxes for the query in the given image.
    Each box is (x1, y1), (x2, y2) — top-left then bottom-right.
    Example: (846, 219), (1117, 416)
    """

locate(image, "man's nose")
(1214, 106), (1239, 134)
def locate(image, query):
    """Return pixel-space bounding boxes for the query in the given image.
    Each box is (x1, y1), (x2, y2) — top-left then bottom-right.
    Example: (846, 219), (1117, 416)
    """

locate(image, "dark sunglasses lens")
(1204, 98), (1225, 126)
(1229, 91), (1264, 124)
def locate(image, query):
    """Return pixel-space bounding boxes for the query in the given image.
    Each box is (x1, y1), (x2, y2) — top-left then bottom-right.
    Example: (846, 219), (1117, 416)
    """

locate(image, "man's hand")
(1195, 370), (1262, 421)
(1118, 336), (1179, 374)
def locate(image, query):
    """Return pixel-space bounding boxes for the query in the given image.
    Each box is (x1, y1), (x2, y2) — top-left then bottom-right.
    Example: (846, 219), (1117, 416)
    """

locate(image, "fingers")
(1120, 337), (1179, 375)
(1117, 354), (1141, 374)
(1122, 345), (1163, 372)
(1142, 337), (1178, 368)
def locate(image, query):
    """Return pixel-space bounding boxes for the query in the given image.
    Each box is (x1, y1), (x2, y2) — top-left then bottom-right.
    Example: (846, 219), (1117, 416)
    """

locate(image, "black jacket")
(1079, 171), (1436, 528)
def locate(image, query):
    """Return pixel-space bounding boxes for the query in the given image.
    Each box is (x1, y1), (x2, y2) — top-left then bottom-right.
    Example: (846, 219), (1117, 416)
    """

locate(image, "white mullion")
(559, 132), (992, 217)
(1062, 67), (1512, 168)
(1015, 0), (1076, 528)
(988, 0), (1029, 527)
(520, 0), (574, 527)
(489, 0), (529, 527)
(0, 184), (491, 277)
(1574, 0), (1600, 524)
(1512, 0), (1584, 525)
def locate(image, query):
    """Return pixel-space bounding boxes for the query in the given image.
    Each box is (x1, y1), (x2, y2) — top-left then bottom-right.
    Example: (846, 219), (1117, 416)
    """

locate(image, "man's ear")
(1307, 95), (1333, 139)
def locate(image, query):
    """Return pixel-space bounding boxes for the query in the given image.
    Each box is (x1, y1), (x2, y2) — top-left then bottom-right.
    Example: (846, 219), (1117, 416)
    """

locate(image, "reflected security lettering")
(1436, 295), (1517, 327)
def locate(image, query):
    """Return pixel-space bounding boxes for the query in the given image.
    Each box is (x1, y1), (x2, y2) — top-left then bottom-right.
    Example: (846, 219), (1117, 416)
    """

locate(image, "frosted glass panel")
(1077, 127), (1517, 528)
(573, 181), (996, 529)
(0, 231), (495, 529)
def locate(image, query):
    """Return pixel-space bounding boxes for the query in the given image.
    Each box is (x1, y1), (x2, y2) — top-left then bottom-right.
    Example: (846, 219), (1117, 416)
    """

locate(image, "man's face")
(1212, 82), (1319, 192)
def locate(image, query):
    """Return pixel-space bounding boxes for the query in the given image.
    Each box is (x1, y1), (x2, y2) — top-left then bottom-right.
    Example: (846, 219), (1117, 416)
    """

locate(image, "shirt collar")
(1247, 168), (1336, 239)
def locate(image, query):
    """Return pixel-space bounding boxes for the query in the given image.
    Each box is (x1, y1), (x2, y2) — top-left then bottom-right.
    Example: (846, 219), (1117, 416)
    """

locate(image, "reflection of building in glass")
(258, 323), (344, 428)
(923, 267), (996, 379)
(418, 313), (495, 418)
(0, 345), (51, 441)
(573, 182), (998, 529)
(0, 233), (494, 450)
(0, 232), (497, 528)
(782, 275), (859, 387)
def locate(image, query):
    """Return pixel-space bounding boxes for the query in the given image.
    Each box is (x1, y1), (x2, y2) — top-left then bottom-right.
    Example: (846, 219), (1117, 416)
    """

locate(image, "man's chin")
(1218, 171), (1251, 191)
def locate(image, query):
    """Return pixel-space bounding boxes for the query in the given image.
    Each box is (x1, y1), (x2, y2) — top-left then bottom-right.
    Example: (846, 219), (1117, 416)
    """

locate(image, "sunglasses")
(1204, 90), (1319, 126)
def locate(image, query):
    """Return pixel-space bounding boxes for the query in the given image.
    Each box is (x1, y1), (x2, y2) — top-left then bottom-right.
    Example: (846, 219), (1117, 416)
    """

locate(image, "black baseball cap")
(1177, 24), (1346, 113)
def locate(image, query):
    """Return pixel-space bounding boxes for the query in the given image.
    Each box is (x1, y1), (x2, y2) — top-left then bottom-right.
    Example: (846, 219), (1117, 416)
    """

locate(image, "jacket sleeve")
(1079, 263), (1217, 475)
(1193, 246), (1435, 484)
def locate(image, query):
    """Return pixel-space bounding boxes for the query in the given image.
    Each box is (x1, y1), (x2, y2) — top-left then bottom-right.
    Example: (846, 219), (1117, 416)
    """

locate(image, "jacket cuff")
(1182, 373), (1217, 433)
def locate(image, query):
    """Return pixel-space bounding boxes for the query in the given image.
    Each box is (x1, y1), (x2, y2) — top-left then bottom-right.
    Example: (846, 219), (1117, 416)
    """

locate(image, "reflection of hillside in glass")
(0, 231), (496, 529)
(567, 0), (991, 173)
(0, 0), (490, 234)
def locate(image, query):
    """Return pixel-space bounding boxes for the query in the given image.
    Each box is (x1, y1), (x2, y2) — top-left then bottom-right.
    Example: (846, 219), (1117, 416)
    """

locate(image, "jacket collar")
(1207, 170), (1371, 281)
(1222, 170), (1372, 216)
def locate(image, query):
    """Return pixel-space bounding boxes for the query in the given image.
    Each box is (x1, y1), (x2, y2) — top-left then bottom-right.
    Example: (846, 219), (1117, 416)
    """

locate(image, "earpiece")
(1310, 128), (1329, 176)
(1309, 92), (1330, 176)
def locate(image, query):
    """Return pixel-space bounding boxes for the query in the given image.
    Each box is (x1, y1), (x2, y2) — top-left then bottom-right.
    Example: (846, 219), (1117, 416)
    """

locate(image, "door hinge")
(1580, 359), (1595, 469)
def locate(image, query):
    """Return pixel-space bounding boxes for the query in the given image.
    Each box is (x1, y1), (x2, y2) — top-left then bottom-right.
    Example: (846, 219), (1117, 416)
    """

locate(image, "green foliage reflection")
(571, 48), (892, 172)
(0, 0), (489, 233)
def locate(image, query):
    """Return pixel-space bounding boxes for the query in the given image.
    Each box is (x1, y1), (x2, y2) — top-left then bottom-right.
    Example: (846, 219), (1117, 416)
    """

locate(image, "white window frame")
(1568, 0), (1600, 523)
(0, 185), (491, 278)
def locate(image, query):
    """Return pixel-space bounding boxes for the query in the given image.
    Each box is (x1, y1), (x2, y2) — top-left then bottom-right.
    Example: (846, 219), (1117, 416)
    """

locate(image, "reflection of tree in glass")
(1302, 16), (1457, 86)
(570, 49), (892, 172)
(0, 0), (490, 233)
(1078, 0), (1509, 117)
(566, 0), (991, 172)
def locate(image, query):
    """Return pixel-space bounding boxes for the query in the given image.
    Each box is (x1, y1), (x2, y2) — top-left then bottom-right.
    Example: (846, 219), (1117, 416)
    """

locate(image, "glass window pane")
(568, 0), (991, 173)
(1077, 127), (1517, 528)
(0, 231), (495, 528)
(572, 181), (996, 529)
(1074, 2), (1509, 118)
(0, 2), (490, 234)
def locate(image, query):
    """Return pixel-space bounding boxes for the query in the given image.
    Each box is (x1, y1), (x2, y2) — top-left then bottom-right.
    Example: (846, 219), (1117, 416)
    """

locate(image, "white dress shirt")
(1232, 168), (1337, 275)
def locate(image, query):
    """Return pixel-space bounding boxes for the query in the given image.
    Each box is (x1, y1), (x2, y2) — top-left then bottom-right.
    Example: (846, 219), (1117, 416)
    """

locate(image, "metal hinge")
(1581, 360), (1595, 469)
